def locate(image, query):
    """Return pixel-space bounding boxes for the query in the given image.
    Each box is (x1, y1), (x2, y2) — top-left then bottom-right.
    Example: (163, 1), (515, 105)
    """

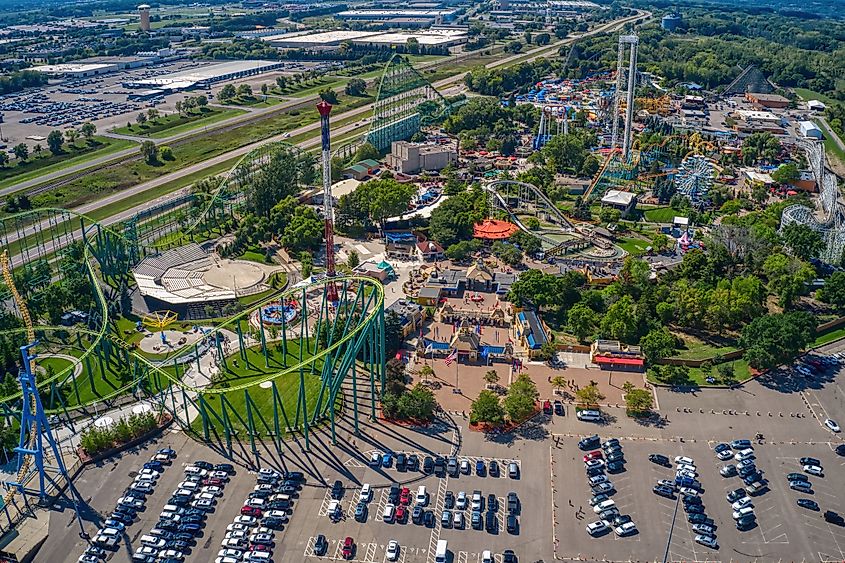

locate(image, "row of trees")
(470, 372), (539, 426)
(381, 359), (437, 421)
(80, 412), (159, 456)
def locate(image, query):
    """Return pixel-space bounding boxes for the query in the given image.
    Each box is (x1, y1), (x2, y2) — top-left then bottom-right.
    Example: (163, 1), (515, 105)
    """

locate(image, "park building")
(744, 92), (790, 109)
(590, 339), (645, 372)
(600, 189), (638, 217)
(386, 140), (457, 175)
(798, 120), (823, 140)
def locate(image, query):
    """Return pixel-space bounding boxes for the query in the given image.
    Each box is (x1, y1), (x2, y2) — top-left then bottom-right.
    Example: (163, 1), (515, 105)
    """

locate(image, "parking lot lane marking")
(426, 475), (448, 563)
(456, 550), (468, 563)
(333, 539), (344, 560)
(318, 489), (333, 516)
(364, 542), (377, 562)
(303, 536), (316, 557)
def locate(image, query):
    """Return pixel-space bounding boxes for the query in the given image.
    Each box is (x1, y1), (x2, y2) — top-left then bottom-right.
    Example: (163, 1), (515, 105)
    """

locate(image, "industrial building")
(799, 120), (823, 140)
(122, 60), (285, 91)
(807, 99), (826, 112)
(745, 92), (790, 109)
(352, 30), (467, 48)
(336, 9), (459, 23)
(493, 0), (598, 16)
(386, 140), (457, 174)
(263, 29), (466, 49)
(30, 62), (118, 78)
(31, 50), (182, 77)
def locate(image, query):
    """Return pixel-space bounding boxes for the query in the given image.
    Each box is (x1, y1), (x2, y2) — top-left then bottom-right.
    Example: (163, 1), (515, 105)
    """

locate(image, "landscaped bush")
(79, 412), (159, 456)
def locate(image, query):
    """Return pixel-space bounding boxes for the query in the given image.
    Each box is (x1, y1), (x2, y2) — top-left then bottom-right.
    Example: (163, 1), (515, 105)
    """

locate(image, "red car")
(395, 505), (406, 522)
(583, 450), (603, 462)
(202, 477), (224, 486)
(399, 488), (410, 505)
(250, 544), (272, 552)
(543, 400), (552, 414)
(241, 506), (263, 518)
(342, 537), (354, 559)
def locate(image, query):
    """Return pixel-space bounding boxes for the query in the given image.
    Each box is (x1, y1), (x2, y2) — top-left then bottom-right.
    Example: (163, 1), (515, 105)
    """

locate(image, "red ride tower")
(317, 100), (339, 303)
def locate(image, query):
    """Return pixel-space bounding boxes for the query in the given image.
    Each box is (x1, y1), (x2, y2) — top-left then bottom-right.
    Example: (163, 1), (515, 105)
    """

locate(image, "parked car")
(649, 454), (671, 467)
(797, 498), (819, 511)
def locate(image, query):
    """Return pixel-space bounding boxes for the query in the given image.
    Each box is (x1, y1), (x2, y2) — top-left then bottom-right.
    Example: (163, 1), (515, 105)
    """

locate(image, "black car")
(799, 456), (820, 467)
(553, 400), (564, 415)
(606, 451), (625, 462)
(407, 455), (419, 471)
(586, 466), (604, 477)
(787, 472), (808, 482)
(683, 495), (702, 506)
(684, 503), (704, 514)
(653, 485), (675, 499)
(687, 513), (711, 525)
(726, 489), (746, 502)
(487, 494), (498, 512)
(423, 510), (435, 527)
(158, 520), (180, 531)
(489, 460), (500, 477)
(503, 549), (517, 563)
(742, 472), (763, 486)
(168, 540), (192, 551)
(109, 511), (134, 525)
(396, 453), (407, 471)
(314, 534), (328, 556)
(284, 471), (305, 482)
(423, 456), (434, 473)
(279, 485), (298, 496)
(282, 479), (301, 490)
(444, 491), (455, 509)
(797, 498), (819, 510)
(214, 463), (235, 474)
(506, 514), (518, 534)
(434, 456), (446, 474)
(331, 480), (344, 499)
(649, 453), (671, 467)
(263, 517), (286, 530)
(579, 435), (601, 451)
(736, 515), (757, 530)
(606, 461), (625, 473)
(249, 490), (273, 500)
(389, 484), (400, 503)
(835, 444), (845, 456)
(268, 500), (291, 510)
(193, 461), (214, 470)
(486, 510), (497, 532)
(738, 464), (757, 477)
(613, 514), (632, 526)
(825, 511), (845, 526)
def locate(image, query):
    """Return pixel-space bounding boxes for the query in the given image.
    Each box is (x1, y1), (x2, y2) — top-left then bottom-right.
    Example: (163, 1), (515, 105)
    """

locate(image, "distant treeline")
(0, 70), (47, 95)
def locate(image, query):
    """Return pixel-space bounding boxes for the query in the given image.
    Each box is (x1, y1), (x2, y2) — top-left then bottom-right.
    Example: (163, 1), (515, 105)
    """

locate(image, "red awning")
(594, 355), (644, 366)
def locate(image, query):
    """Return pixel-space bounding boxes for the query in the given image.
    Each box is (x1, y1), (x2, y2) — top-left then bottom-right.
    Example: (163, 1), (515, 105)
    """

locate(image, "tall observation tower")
(138, 4), (151, 32)
(610, 34), (638, 162)
(317, 101), (339, 303)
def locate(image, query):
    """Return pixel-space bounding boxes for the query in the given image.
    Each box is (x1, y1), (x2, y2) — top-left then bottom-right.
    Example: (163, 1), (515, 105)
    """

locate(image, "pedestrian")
(568, 499), (573, 507)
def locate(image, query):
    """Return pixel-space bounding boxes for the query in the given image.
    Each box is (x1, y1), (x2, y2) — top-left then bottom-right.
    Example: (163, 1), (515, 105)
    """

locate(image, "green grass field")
(643, 207), (685, 223)
(670, 335), (738, 361)
(113, 107), (246, 139)
(618, 236), (650, 256)
(813, 326), (845, 347)
(192, 338), (333, 436)
(0, 137), (136, 192)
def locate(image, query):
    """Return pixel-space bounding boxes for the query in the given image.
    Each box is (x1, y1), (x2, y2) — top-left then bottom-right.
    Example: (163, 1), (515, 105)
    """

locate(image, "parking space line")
(456, 550), (468, 563)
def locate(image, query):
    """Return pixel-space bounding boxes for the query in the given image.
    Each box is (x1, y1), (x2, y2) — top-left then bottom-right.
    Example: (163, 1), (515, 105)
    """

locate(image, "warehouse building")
(352, 30), (467, 47)
(387, 140), (457, 175)
(263, 30), (377, 48)
(123, 60), (285, 91)
(336, 9), (459, 22)
(799, 120), (823, 140)
(745, 92), (790, 109)
(31, 62), (119, 77)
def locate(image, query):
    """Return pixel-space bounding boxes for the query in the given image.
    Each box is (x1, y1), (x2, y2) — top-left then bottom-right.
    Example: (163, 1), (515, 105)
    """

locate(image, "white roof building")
(601, 190), (637, 206)
(807, 99), (826, 112)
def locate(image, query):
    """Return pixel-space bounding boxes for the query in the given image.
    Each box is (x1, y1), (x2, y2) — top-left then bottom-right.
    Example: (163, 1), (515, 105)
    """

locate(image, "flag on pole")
(425, 344), (433, 354)
(444, 349), (458, 366)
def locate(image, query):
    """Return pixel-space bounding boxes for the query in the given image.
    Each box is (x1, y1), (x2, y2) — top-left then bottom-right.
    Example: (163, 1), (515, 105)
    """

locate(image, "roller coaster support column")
(317, 101), (339, 303)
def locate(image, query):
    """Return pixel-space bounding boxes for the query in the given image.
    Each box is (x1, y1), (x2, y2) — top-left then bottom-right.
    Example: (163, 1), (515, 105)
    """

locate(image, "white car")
(369, 451), (381, 465)
(233, 515), (258, 527)
(225, 530), (248, 540)
(386, 540), (400, 561)
(614, 521), (637, 536)
(676, 470), (697, 480)
(249, 551), (272, 561)
(177, 481), (199, 491)
(184, 466), (207, 477)
(825, 419), (841, 432)
(215, 558), (240, 563)
(197, 492), (217, 502)
(202, 486), (224, 496)
(677, 464), (697, 475)
(674, 456), (694, 466)
(227, 523), (251, 533)
(359, 484), (372, 503)
(692, 523), (715, 535)
(471, 491), (482, 511)
(138, 468), (160, 479)
(586, 520), (609, 536)
(217, 548), (244, 559)
(585, 459), (605, 470)
(264, 510), (288, 519)
(734, 448), (755, 461)
(732, 506), (754, 519)
(460, 459), (470, 474)
(221, 538), (247, 550)
(455, 491), (467, 510)
(731, 497), (753, 510)
(679, 487), (699, 497)
(211, 470), (230, 481)
(245, 498), (266, 509)
(803, 464), (823, 476)
(481, 550), (493, 563)
(153, 453), (173, 464)
(716, 450), (733, 461)
(249, 532), (274, 545)
(134, 546), (158, 558)
(159, 549), (184, 561)
(254, 484), (274, 493)
(695, 534), (718, 548)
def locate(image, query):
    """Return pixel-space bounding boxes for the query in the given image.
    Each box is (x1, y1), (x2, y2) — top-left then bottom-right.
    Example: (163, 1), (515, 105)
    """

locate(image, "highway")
(4, 10), (650, 268)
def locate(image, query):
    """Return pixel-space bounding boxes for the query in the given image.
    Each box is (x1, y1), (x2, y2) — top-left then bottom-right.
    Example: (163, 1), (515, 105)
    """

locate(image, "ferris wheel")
(675, 155), (714, 206)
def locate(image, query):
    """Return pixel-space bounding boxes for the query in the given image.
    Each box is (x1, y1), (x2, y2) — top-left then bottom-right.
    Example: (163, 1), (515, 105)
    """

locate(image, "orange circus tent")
(473, 219), (518, 240)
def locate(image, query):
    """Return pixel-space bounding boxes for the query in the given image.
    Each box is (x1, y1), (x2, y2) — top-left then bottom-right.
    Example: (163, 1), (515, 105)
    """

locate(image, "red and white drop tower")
(317, 100), (339, 303)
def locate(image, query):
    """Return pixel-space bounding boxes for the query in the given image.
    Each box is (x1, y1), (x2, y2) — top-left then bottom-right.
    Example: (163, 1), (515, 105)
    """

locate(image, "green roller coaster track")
(0, 141), (386, 457)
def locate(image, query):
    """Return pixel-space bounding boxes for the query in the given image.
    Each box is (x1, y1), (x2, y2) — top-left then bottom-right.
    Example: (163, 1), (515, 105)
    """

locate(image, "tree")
(445, 239), (481, 263)
(0, 152), (8, 166)
(491, 241), (522, 266)
(599, 295), (639, 342)
(397, 384), (437, 420)
(639, 328), (677, 362)
(136, 112), (147, 125)
(740, 311), (815, 370)
(781, 223), (823, 261)
(80, 121), (96, 139)
(509, 230), (541, 255)
(46, 130), (64, 155)
(418, 365), (434, 382)
(261, 83), (268, 96)
(770, 162), (799, 184)
(818, 271), (845, 311)
(575, 383), (605, 407)
(429, 186), (487, 247)
(483, 369), (499, 386)
(140, 140), (157, 164)
(535, 32), (551, 46)
(346, 249), (360, 269)
(353, 178), (417, 229)
(503, 373), (538, 422)
(159, 145), (174, 160)
(280, 206), (323, 252)
(237, 83), (253, 98)
(319, 88), (339, 104)
(599, 206), (622, 224)
(275, 76), (287, 91)
(147, 108), (159, 121)
(219, 84), (237, 101)
(13, 143), (28, 161)
(623, 383), (654, 416)
(567, 302), (598, 342)
(651, 232), (671, 253)
(471, 389), (505, 425)
(344, 78), (367, 97)
(551, 375), (568, 395)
